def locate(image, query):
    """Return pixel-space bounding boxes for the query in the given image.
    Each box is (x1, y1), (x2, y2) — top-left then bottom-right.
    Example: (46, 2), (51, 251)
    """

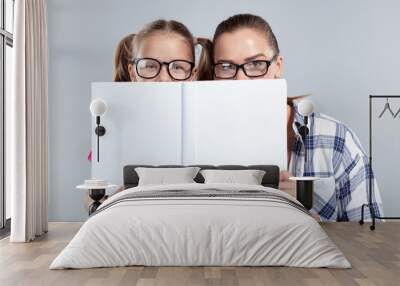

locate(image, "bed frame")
(123, 165), (280, 189)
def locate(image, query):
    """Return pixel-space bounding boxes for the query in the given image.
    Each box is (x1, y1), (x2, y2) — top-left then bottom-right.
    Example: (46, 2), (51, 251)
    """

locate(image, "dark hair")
(133, 19), (212, 80)
(113, 33), (136, 82)
(196, 37), (213, 80)
(213, 13), (280, 57)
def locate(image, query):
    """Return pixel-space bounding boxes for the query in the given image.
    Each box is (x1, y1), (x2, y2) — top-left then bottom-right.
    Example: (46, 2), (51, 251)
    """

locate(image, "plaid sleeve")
(332, 125), (383, 221)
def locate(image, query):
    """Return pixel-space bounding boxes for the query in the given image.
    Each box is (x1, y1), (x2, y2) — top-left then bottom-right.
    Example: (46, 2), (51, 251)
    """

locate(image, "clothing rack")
(359, 95), (400, 230)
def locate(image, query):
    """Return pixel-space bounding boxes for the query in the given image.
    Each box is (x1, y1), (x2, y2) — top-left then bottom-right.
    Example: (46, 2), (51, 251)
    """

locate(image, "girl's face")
(213, 28), (283, 80)
(129, 33), (197, 82)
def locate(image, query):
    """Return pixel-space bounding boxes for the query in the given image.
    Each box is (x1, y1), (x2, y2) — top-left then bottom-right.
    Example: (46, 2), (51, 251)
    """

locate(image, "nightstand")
(77, 180), (117, 215)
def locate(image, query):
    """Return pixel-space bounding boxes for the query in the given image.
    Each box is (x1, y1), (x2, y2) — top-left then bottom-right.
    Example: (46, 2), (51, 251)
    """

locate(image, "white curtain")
(9, 0), (49, 242)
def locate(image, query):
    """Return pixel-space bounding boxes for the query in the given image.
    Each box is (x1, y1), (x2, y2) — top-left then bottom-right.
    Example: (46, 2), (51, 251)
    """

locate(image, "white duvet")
(50, 183), (351, 269)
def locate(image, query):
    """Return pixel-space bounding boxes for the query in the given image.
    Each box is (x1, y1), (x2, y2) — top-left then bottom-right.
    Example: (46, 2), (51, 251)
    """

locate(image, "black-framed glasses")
(132, 58), (195, 80)
(213, 55), (278, 79)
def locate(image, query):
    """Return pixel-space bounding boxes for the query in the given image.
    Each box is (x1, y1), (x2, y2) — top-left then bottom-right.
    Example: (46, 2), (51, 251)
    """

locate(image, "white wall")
(47, 0), (400, 221)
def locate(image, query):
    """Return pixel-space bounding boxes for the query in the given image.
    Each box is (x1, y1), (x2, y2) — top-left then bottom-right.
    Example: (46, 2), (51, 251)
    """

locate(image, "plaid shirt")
(288, 105), (383, 221)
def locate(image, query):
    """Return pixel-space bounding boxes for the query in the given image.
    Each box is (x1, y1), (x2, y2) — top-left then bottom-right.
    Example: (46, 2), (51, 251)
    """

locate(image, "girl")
(211, 14), (382, 222)
(94, 20), (212, 205)
(128, 19), (212, 82)
(112, 21), (212, 83)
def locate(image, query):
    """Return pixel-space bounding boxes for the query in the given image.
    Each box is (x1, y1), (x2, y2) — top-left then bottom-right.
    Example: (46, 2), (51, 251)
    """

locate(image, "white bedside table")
(77, 181), (117, 215)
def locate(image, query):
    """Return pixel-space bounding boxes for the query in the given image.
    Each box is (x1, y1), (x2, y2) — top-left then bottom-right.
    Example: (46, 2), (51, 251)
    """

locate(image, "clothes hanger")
(394, 106), (400, 119)
(378, 98), (395, 118)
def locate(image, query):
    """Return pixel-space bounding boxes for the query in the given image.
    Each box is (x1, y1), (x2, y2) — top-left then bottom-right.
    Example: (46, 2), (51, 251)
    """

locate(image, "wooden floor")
(0, 222), (399, 286)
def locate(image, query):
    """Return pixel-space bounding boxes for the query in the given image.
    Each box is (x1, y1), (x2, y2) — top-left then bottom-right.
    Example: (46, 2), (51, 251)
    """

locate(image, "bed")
(50, 165), (350, 269)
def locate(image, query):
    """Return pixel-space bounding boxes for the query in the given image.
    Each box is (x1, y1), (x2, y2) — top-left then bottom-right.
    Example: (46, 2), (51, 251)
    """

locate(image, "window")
(0, 0), (14, 234)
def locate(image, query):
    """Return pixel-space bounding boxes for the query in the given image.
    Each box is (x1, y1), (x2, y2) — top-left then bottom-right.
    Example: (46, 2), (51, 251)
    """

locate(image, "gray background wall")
(47, 0), (400, 221)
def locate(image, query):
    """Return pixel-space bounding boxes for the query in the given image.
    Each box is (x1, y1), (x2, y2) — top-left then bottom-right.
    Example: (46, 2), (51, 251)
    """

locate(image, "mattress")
(50, 183), (350, 269)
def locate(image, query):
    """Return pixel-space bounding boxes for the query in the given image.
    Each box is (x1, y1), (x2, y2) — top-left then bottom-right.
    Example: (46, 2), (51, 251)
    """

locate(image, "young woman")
(211, 14), (382, 222)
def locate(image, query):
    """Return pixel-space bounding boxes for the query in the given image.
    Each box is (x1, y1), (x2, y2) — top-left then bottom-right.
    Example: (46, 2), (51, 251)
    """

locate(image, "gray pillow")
(200, 169), (266, 185)
(135, 167), (201, 186)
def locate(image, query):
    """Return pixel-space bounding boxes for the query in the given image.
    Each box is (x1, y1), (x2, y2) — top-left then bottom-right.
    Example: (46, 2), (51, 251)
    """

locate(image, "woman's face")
(213, 28), (283, 80)
(129, 33), (197, 82)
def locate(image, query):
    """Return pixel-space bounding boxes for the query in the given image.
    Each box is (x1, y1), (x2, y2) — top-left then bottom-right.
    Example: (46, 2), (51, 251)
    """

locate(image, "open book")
(91, 79), (287, 186)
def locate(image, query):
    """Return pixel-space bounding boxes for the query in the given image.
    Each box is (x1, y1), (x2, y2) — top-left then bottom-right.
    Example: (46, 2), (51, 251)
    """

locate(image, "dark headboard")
(123, 165), (280, 189)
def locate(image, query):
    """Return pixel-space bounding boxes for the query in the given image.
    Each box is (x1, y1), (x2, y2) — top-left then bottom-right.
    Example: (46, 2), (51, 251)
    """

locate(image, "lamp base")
(95, 126), (106, 136)
(88, 188), (105, 215)
(296, 180), (314, 210)
(289, 177), (317, 210)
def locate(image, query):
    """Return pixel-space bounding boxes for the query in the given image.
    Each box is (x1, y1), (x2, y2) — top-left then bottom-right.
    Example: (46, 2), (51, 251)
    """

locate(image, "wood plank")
(0, 222), (399, 286)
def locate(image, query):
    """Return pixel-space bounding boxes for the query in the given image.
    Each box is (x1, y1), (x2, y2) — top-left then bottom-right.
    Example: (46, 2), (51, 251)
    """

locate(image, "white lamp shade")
(298, 99), (314, 117)
(90, 98), (107, 116)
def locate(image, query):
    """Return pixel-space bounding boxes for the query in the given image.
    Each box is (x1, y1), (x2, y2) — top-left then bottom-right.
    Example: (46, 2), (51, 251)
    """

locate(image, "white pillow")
(135, 167), (201, 186)
(200, 169), (266, 185)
